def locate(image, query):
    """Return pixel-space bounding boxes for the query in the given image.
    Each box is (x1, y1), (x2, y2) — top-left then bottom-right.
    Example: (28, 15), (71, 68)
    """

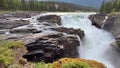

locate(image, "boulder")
(50, 27), (85, 39)
(37, 15), (61, 25)
(103, 14), (120, 37)
(23, 32), (80, 63)
(88, 13), (106, 28)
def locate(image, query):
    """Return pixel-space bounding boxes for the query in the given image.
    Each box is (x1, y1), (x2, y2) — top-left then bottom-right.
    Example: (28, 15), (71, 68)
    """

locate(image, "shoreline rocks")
(89, 13), (120, 37)
(89, 13), (120, 54)
(88, 13), (106, 28)
(0, 19), (30, 29)
(0, 13), (85, 63)
(22, 14), (84, 63)
(23, 32), (80, 63)
(37, 15), (61, 25)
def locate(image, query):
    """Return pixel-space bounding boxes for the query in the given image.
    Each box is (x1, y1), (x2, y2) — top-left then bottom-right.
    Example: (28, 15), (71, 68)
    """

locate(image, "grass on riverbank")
(0, 39), (26, 68)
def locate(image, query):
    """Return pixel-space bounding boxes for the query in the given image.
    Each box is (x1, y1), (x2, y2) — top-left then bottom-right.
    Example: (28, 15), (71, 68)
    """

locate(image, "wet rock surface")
(37, 15), (61, 25)
(111, 35), (120, 51)
(89, 13), (120, 53)
(0, 19), (30, 29)
(0, 13), (85, 63)
(88, 13), (106, 28)
(89, 13), (120, 37)
(50, 27), (84, 38)
(23, 32), (80, 62)
(103, 15), (120, 37)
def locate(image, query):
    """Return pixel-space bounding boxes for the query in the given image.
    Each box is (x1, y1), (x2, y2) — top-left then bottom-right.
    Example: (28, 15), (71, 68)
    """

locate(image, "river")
(46, 12), (116, 68)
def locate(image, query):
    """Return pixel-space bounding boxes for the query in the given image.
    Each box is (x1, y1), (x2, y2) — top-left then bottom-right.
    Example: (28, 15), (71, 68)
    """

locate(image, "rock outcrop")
(37, 15), (61, 25)
(0, 19), (30, 29)
(4, 14), (84, 63)
(103, 14), (120, 37)
(23, 32), (80, 63)
(89, 13), (120, 37)
(50, 27), (84, 39)
(88, 13), (106, 28)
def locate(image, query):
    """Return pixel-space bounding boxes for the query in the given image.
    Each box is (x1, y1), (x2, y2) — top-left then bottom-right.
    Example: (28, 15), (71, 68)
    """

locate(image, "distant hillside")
(0, 0), (98, 12)
(41, 1), (98, 12)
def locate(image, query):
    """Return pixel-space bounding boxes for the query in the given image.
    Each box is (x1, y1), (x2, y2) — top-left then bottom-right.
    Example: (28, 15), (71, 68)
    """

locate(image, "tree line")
(0, 0), (98, 12)
(100, 0), (120, 13)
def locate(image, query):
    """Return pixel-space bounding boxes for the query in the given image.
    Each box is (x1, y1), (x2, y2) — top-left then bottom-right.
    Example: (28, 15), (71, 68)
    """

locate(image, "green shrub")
(62, 62), (90, 68)
(0, 48), (14, 66)
(0, 40), (24, 67)
(1, 40), (24, 49)
(34, 62), (53, 68)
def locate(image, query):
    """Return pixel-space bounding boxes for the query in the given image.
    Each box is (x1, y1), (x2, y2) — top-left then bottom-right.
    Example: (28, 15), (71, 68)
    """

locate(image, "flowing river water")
(45, 12), (119, 68)
(8, 12), (120, 68)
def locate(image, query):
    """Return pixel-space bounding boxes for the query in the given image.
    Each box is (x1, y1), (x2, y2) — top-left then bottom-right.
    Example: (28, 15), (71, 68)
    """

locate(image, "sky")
(59, 0), (103, 8)
(40, 0), (112, 8)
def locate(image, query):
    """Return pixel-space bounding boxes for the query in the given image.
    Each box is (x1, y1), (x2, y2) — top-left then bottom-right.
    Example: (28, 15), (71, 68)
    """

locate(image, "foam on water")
(58, 12), (115, 68)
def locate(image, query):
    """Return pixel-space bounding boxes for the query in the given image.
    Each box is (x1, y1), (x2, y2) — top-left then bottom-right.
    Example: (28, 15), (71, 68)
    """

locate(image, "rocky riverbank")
(0, 12), (85, 63)
(89, 13), (120, 51)
(0, 12), (107, 68)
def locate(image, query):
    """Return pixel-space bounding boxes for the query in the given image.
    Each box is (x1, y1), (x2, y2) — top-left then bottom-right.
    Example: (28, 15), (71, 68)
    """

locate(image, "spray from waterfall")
(59, 12), (115, 68)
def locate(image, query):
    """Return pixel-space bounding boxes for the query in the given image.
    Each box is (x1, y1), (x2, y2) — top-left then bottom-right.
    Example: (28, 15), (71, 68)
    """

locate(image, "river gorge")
(0, 12), (120, 68)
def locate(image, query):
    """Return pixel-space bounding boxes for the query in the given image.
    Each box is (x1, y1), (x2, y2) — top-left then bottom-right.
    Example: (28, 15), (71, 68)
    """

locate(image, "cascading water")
(60, 13), (115, 68)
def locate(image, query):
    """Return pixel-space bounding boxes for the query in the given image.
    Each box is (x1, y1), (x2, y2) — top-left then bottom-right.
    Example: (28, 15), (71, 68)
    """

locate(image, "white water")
(57, 12), (115, 68)
(5, 12), (118, 68)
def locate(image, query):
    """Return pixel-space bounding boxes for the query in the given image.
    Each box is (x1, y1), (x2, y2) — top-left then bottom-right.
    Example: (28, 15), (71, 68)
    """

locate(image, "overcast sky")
(59, 0), (104, 8)
(38, 0), (112, 8)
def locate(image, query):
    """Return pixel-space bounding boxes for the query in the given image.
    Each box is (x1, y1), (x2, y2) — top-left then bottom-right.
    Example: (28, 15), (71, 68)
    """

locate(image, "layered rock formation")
(88, 13), (106, 28)
(0, 19), (30, 29)
(89, 13), (120, 37)
(1, 14), (84, 63)
(89, 13), (120, 52)
(22, 15), (84, 63)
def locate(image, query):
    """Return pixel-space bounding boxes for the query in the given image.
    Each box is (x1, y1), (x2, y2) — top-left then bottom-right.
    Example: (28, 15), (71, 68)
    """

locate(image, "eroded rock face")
(37, 15), (61, 25)
(23, 32), (80, 63)
(116, 35), (120, 46)
(0, 13), (85, 63)
(50, 27), (85, 38)
(111, 35), (120, 51)
(0, 19), (30, 29)
(89, 13), (120, 37)
(103, 15), (120, 37)
(88, 13), (106, 28)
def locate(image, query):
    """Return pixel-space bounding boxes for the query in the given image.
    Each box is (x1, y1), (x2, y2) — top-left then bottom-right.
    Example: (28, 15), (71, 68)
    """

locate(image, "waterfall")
(60, 12), (115, 68)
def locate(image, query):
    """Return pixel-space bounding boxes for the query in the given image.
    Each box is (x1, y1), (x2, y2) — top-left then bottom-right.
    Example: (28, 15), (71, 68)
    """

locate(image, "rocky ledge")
(89, 13), (120, 37)
(1, 14), (85, 63)
(89, 13), (120, 51)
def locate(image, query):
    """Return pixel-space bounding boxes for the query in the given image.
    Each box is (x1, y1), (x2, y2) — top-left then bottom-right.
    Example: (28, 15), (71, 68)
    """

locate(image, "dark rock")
(10, 28), (41, 34)
(103, 15), (120, 37)
(0, 14), (13, 19)
(116, 35), (120, 46)
(11, 12), (31, 18)
(111, 35), (120, 51)
(88, 13), (106, 28)
(50, 27), (84, 39)
(37, 15), (61, 25)
(0, 19), (30, 29)
(23, 32), (80, 63)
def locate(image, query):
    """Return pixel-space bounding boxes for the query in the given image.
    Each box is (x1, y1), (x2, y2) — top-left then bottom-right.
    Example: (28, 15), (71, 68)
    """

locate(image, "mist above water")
(60, 12), (116, 68)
